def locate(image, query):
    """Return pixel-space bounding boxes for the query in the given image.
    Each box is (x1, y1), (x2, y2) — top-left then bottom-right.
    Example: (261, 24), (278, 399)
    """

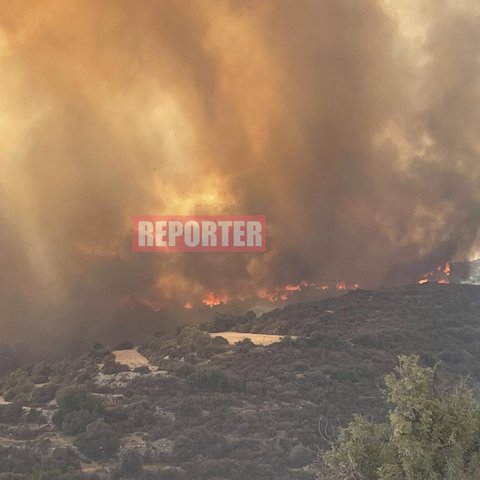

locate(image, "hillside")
(1, 284), (480, 479)
(210, 283), (480, 376)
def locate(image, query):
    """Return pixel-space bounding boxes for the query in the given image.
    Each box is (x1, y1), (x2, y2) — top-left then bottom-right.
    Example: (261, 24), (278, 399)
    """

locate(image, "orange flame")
(202, 291), (229, 307)
(257, 280), (358, 302)
(257, 281), (309, 302)
(418, 262), (451, 285)
(124, 278), (362, 313)
(285, 283), (302, 292)
(257, 288), (276, 302)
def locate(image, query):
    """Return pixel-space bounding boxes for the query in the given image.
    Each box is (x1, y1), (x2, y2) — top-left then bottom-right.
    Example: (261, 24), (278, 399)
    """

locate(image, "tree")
(30, 383), (59, 406)
(100, 359), (129, 374)
(113, 340), (135, 350)
(120, 449), (143, 477)
(53, 385), (102, 434)
(189, 367), (238, 393)
(74, 419), (120, 460)
(0, 402), (23, 424)
(177, 326), (212, 352)
(88, 341), (111, 361)
(322, 355), (480, 480)
(62, 409), (100, 435)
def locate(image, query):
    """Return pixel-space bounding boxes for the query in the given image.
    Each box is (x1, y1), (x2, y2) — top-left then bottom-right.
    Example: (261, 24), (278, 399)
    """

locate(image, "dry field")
(208, 332), (296, 346)
(112, 348), (150, 368)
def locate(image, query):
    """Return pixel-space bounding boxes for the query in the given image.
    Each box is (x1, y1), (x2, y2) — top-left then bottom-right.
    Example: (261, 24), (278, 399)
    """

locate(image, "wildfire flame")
(183, 279), (361, 309)
(417, 262), (451, 285)
(202, 291), (229, 307)
(285, 281), (308, 292)
(256, 280), (358, 303)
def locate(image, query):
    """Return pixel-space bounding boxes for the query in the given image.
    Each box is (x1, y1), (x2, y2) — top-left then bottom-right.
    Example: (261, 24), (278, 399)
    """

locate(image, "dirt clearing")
(208, 332), (296, 346)
(113, 348), (150, 368)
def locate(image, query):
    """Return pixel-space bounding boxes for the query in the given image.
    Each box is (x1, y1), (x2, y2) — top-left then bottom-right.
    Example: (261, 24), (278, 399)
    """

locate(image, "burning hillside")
(198, 281), (359, 308)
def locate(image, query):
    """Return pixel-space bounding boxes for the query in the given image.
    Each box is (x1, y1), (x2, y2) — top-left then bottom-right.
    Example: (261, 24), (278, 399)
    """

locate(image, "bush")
(62, 409), (100, 435)
(88, 342), (111, 361)
(113, 340), (135, 350)
(53, 385), (103, 434)
(177, 327), (212, 353)
(173, 428), (227, 461)
(133, 365), (151, 374)
(120, 449), (143, 477)
(30, 383), (59, 406)
(0, 403), (23, 424)
(235, 338), (255, 351)
(2, 369), (34, 403)
(189, 367), (242, 393)
(100, 360), (129, 374)
(287, 444), (314, 467)
(31, 466), (63, 479)
(74, 419), (120, 460)
(112, 449), (144, 478)
(31, 362), (54, 384)
(176, 399), (202, 418)
(56, 385), (97, 413)
(323, 355), (480, 479)
(142, 466), (186, 480)
(212, 336), (229, 345)
(24, 408), (46, 424)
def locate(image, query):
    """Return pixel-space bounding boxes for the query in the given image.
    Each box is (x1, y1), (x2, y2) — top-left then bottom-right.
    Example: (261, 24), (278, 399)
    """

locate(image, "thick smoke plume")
(1, 0), (480, 354)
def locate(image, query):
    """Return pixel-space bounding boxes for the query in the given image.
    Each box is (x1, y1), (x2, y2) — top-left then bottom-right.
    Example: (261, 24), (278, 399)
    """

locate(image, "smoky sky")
(1, 0), (480, 353)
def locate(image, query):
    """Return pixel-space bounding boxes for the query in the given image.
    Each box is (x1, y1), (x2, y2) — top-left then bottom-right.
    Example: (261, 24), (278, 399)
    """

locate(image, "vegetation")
(0, 285), (480, 478)
(53, 385), (103, 435)
(74, 419), (120, 460)
(322, 355), (480, 479)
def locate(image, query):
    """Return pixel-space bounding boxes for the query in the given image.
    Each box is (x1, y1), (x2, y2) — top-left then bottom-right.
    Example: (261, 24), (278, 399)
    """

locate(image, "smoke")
(1, 0), (480, 353)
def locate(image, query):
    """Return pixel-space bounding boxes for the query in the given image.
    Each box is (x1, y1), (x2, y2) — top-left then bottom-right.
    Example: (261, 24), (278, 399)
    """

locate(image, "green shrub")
(323, 355), (480, 479)
(287, 444), (315, 467)
(189, 367), (241, 393)
(0, 403), (23, 424)
(53, 385), (103, 434)
(30, 383), (59, 406)
(113, 340), (135, 350)
(120, 449), (143, 477)
(88, 342), (111, 361)
(100, 360), (129, 374)
(177, 327), (212, 352)
(74, 419), (120, 460)
(62, 409), (100, 435)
